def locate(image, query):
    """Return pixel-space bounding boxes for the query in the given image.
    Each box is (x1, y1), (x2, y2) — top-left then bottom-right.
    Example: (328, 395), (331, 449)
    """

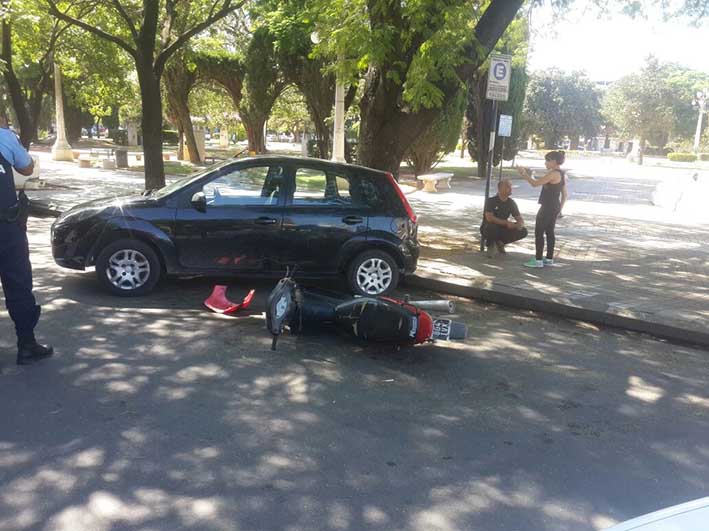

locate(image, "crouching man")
(480, 179), (528, 257)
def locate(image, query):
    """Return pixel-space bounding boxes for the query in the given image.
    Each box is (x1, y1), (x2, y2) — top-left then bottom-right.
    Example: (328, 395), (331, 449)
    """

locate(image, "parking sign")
(486, 53), (511, 101)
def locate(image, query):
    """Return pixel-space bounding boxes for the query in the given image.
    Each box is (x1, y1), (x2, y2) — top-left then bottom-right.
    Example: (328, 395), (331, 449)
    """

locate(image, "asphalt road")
(1, 219), (708, 531)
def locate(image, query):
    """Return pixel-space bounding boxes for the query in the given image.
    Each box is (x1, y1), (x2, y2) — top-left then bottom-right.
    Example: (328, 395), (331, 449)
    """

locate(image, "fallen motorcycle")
(264, 273), (468, 350)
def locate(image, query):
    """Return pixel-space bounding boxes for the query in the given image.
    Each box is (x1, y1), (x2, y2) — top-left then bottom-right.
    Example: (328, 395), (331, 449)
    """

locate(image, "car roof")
(235, 155), (388, 177)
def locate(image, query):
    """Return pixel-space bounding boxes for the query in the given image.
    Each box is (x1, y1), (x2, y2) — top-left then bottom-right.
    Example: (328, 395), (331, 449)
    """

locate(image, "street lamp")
(311, 31), (346, 162)
(691, 88), (708, 154)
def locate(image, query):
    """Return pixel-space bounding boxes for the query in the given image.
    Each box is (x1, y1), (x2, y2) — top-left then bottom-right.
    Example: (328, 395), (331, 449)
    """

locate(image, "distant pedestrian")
(517, 150), (568, 268)
(480, 179), (528, 258)
(0, 116), (54, 365)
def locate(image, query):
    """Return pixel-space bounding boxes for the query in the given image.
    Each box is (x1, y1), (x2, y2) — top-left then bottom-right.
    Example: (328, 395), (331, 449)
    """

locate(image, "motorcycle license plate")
(431, 319), (452, 340)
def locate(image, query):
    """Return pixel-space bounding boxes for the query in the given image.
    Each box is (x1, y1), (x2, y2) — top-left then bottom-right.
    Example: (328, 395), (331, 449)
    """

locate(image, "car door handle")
(255, 217), (278, 225)
(342, 215), (363, 225)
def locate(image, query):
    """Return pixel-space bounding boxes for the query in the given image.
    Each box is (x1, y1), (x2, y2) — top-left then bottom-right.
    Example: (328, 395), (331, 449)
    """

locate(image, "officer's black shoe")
(16, 341), (54, 366)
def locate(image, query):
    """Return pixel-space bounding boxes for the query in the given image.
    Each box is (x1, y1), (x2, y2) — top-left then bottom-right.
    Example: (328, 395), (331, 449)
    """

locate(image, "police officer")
(0, 116), (53, 365)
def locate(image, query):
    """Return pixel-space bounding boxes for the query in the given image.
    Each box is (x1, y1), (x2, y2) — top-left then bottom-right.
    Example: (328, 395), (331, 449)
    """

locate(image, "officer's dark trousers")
(0, 221), (40, 344)
(481, 224), (528, 247)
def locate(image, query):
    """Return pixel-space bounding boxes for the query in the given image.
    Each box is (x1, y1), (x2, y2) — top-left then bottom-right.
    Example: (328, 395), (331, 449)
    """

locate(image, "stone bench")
(417, 172), (454, 192)
(77, 155), (92, 168)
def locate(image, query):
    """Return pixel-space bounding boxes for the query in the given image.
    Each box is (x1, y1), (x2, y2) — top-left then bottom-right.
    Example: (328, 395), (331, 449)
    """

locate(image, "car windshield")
(151, 161), (233, 198)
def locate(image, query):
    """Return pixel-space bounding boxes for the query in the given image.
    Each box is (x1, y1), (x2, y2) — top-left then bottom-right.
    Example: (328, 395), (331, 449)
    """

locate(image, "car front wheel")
(347, 250), (399, 296)
(95, 239), (161, 296)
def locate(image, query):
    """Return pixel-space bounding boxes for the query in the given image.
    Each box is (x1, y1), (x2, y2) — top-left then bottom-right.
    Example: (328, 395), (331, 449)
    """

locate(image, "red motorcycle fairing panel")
(204, 285), (255, 314)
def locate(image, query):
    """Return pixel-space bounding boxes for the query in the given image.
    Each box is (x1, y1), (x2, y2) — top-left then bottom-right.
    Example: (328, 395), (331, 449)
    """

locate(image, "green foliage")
(666, 66), (709, 141)
(309, 0), (487, 110)
(602, 57), (675, 148)
(269, 86), (311, 135)
(60, 28), (137, 121)
(667, 152), (697, 162)
(700, 153), (709, 161)
(189, 84), (240, 130)
(524, 69), (602, 148)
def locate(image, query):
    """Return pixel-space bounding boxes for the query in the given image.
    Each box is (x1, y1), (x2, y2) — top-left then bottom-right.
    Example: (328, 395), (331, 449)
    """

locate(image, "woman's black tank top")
(538, 170), (565, 208)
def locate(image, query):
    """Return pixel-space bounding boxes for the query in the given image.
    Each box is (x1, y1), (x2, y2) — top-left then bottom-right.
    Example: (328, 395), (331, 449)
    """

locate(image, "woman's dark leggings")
(535, 206), (559, 260)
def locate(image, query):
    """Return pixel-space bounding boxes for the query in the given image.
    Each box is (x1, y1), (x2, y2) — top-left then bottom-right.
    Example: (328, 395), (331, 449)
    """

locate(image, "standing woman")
(517, 150), (568, 268)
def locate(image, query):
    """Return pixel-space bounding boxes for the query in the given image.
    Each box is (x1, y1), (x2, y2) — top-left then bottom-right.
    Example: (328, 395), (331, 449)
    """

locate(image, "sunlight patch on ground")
(626, 375), (665, 403)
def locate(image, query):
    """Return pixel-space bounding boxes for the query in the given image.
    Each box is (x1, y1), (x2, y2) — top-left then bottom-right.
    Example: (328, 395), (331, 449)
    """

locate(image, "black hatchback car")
(51, 156), (419, 296)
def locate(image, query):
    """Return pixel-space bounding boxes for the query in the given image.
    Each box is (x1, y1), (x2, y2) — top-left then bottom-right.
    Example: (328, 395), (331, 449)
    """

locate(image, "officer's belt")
(0, 202), (20, 223)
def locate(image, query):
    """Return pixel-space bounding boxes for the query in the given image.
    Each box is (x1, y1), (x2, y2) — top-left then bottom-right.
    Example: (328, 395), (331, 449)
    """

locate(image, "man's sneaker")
(543, 258), (554, 265)
(523, 259), (544, 268)
(496, 241), (507, 254)
(17, 341), (54, 366)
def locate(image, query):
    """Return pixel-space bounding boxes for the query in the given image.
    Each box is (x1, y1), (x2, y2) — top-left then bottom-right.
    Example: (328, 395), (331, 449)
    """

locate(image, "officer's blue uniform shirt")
(0, 127), (32, 209)
(0, 128), (32, 170)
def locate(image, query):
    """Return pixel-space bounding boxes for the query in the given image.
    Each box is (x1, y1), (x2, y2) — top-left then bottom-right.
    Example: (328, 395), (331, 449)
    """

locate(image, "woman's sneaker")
(543, 258), (554, 266)
(523, 259), (544, 268)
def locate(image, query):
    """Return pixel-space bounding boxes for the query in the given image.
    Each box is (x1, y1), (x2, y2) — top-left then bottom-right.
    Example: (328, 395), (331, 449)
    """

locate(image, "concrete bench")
(417, 172), (454, 192)
(77, 155), (92, 168)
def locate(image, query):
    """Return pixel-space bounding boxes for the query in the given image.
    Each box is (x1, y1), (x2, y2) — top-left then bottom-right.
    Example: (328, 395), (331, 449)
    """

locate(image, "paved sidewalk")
(24, 152), (709, 347)
(403, 172), (709, 347)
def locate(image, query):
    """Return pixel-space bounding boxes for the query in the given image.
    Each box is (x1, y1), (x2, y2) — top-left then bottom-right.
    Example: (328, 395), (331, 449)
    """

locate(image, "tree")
(46, 0), (245, 190)
(0, 0), (72, 147)
(603, 57), (675, 165)
(524, 70), (602, 149)
(239, 27), (286, 153)
(310, 0), (525, 175)
(666, 66), (709, 142)
(59, 27), (137, 142)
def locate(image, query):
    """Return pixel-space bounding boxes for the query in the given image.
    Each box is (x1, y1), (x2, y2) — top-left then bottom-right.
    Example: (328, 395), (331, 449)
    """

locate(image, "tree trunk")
(1, 19), (35, 148)
(243, 113), (266, 153)
(136, 60), (165, 190)
(177, 124), (185, 160)
(313, 119), (330, 159)
(570, 135), (579, 151)
(164, 57), (199, 163)
(182, 118), (200, 163)
(638, 135), (645, 166)
(358, 67), (439, 177)
(64, 94), (83, 142)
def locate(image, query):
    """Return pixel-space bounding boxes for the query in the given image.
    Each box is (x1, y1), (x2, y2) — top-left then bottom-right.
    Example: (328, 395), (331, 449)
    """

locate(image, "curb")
(407, 273), (709, 349)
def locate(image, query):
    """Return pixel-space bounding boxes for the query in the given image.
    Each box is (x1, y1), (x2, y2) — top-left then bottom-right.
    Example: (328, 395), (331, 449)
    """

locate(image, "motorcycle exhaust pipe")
(406, 299), (455, 314)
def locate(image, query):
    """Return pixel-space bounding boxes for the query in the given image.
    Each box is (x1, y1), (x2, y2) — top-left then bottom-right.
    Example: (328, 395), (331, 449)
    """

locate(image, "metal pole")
(332, 54), (346, 162)
(498, 137), (505, 182)
(480, 99), (498, 252)
(694, 107), (704, 154)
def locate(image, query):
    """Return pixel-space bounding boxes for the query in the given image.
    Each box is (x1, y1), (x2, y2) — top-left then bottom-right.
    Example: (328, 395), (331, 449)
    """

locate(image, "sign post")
(497, 114), (513, 181)
(480, 54), (512, 252)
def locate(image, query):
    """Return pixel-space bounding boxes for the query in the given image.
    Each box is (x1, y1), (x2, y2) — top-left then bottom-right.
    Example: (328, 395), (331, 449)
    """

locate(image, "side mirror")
(191, 191), (207, 213)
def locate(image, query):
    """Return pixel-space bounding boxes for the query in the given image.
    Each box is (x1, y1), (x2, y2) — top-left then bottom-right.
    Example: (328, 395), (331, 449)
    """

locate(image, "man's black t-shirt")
(481, 195), (520, 229)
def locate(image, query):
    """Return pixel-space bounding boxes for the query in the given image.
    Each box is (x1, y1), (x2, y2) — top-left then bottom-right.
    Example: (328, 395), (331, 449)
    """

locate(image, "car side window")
(202, 165), (283, 207)
(293, 168), (360, 206)
(348, 174), (385, 210)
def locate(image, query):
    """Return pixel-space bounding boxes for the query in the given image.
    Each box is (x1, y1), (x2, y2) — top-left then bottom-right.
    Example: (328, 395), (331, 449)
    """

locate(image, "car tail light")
(386, 172), (417, 224)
